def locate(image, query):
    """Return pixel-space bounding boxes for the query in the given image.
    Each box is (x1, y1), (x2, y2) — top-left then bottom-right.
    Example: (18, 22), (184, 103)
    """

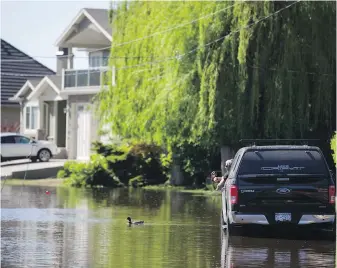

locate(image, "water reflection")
(1, 186), (222, 268)
(220, 229), (335, 268)
(1, 185), (335, 268)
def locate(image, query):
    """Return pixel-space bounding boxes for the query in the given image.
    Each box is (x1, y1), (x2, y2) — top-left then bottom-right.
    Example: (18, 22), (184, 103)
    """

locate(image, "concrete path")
(0, 159), (67, 179)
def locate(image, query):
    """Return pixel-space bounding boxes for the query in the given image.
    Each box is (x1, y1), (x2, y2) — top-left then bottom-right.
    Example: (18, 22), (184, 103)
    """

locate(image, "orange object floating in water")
(45, 191), (50, 195)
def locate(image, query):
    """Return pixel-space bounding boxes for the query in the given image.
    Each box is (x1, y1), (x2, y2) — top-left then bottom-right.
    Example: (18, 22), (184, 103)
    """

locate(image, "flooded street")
(1, 185), (335, 268)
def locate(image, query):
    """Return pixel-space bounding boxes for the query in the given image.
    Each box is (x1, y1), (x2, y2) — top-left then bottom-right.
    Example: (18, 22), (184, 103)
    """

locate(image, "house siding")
(66, 94), (100, 159)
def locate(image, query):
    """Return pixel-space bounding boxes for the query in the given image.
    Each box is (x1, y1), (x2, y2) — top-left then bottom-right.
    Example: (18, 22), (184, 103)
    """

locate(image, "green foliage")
(98, 1), (336, 180)
(56, 160), (77, 179)
(331, 132), (336, 166)
(59, 156), (124, 188)
(59, 141), (168, 188)
(129, 175), (145, 187)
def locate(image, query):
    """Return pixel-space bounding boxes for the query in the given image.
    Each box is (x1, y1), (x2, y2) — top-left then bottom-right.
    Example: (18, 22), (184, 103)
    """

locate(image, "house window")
(89, 52), (102, 68)
(89, 56), (101, 68)
(25, 106), (39, 129)
(102, 50), (110, 66)
(89, 50), (110, 68)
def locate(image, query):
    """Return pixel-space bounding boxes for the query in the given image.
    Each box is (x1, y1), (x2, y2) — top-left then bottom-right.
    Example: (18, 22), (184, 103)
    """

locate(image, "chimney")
(56, 47), (73, 75)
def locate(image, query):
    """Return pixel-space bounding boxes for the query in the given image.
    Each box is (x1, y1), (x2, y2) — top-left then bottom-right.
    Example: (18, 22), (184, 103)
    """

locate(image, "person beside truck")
(211, 159), (233, 190)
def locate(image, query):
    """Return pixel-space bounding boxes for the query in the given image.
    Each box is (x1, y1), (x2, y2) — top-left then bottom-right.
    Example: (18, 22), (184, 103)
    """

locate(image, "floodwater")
(1, 185), (335, 268)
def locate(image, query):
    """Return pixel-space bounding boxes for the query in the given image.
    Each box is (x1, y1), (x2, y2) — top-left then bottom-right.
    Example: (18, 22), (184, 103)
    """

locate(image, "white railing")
(63, 67), (111, 89)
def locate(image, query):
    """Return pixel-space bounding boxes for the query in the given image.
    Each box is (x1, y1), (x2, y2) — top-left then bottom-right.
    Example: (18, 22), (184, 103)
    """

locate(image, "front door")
(76, 104), (91, 160)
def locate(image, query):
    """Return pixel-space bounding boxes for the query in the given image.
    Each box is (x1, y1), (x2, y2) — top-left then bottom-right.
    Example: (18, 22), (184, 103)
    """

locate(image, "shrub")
(59, 140), (168, 188)
(60, 155), (124, 188)
(93, 141), (168, 186)
(129, 175), (146, 188)
(57, 160), (77, 178)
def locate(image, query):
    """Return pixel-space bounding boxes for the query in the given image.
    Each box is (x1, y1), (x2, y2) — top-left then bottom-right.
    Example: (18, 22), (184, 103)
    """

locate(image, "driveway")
(1, 159), (67, 179)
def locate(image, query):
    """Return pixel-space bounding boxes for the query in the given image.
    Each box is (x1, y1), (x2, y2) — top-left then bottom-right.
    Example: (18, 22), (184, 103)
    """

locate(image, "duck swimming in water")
(127, 217), (144, 225)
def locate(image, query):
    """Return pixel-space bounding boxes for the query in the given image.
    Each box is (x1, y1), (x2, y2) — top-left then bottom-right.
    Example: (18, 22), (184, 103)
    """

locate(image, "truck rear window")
(238, 149), (329, 176)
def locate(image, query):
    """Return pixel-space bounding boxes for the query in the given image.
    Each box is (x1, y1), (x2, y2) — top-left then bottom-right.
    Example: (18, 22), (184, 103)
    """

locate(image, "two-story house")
(10, 8), (113, 160)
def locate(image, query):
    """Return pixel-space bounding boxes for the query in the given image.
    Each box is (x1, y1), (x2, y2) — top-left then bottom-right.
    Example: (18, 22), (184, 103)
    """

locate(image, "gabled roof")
(10, 79), (39, 101)
(10, 75), (62, 101)
(1, 39), (55, 106)
(26, 75), (62, 101)
(85, 8), (112, 37)
(55, 8), (112, 47)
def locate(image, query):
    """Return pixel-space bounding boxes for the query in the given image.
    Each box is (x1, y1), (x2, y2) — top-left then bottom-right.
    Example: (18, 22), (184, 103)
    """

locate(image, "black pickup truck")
(221, 144), (336, 234)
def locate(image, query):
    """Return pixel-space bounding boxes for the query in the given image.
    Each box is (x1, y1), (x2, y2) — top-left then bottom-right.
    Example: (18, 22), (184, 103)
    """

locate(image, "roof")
(46, 75), (62, 89)
(28, 78), (43, 87)
(55, 8), (112, 47)
(1, 39), (55, 106)
(85, 8), (112, 36)
(242, 145), (320, 151)
(26, 75), (62, 101)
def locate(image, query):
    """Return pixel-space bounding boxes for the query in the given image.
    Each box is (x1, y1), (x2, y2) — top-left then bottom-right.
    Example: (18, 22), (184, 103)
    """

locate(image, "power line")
(0, 69), (103, 77)
(180, 0), (302, 58)
(2, 1), (317, 76)
(104, 0), (304, 71)
(1, 56), (143, 62)
(0, 70), (170, 85)
(1, 2), (243, 63)
(2, 65), (333, 79)
(248, 64), (335, 77)
(109, 1), (243, 49)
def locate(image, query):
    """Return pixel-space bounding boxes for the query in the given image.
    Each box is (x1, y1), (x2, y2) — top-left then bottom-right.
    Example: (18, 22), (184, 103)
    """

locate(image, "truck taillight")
(329, 185), (335, 204)
(329, 185), (336, 204)
(230, 185), (238, 204)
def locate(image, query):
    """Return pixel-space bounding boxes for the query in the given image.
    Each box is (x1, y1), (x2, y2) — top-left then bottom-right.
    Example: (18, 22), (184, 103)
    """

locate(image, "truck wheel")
(226, 211), (241, 236)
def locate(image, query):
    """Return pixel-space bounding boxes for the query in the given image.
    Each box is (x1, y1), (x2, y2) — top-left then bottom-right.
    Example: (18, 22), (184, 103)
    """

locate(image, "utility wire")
(1, 2), (243, 62)
(4, 1), (329, 77)
(108, 0), (304, 70)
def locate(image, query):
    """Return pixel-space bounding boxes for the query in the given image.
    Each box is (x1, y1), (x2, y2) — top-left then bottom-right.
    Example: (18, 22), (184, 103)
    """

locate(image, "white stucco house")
(10, 8), (114, 160)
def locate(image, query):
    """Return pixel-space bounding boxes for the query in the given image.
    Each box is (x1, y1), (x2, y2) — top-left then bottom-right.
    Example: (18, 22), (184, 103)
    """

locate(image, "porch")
(21, 76), (68, 152)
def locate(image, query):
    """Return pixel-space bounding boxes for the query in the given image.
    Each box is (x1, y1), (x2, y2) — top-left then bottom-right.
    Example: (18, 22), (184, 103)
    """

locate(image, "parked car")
(0, 132), (58, 162)
(221, 143), (336, 235)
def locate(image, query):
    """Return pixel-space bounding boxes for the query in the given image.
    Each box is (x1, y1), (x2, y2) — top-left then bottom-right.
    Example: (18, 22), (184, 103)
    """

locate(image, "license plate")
(275, 213), (291, 222)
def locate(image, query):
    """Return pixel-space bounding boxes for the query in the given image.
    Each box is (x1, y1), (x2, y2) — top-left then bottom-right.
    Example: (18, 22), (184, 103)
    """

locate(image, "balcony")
(63, 67), (110, 89)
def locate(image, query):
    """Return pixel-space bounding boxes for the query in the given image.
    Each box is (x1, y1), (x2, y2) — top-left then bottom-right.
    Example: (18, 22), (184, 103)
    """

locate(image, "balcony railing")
(63, 67), (110, 89)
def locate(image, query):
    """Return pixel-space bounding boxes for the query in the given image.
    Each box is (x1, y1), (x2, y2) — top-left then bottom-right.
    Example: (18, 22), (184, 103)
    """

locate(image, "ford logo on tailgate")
(276, 188), (291, 194)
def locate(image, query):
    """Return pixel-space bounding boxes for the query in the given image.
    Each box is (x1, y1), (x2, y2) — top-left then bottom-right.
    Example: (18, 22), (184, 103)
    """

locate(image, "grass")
(2, 179), (220, 195)
(143, 184), (221, 195)
(3, 178), (65, 187)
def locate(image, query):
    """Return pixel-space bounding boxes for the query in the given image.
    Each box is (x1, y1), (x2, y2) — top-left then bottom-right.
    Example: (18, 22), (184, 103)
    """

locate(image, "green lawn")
(3, 178), (64, 187)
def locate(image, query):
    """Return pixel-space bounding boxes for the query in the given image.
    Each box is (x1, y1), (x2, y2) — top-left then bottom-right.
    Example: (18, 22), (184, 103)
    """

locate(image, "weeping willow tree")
(98, 1), (336, 174)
